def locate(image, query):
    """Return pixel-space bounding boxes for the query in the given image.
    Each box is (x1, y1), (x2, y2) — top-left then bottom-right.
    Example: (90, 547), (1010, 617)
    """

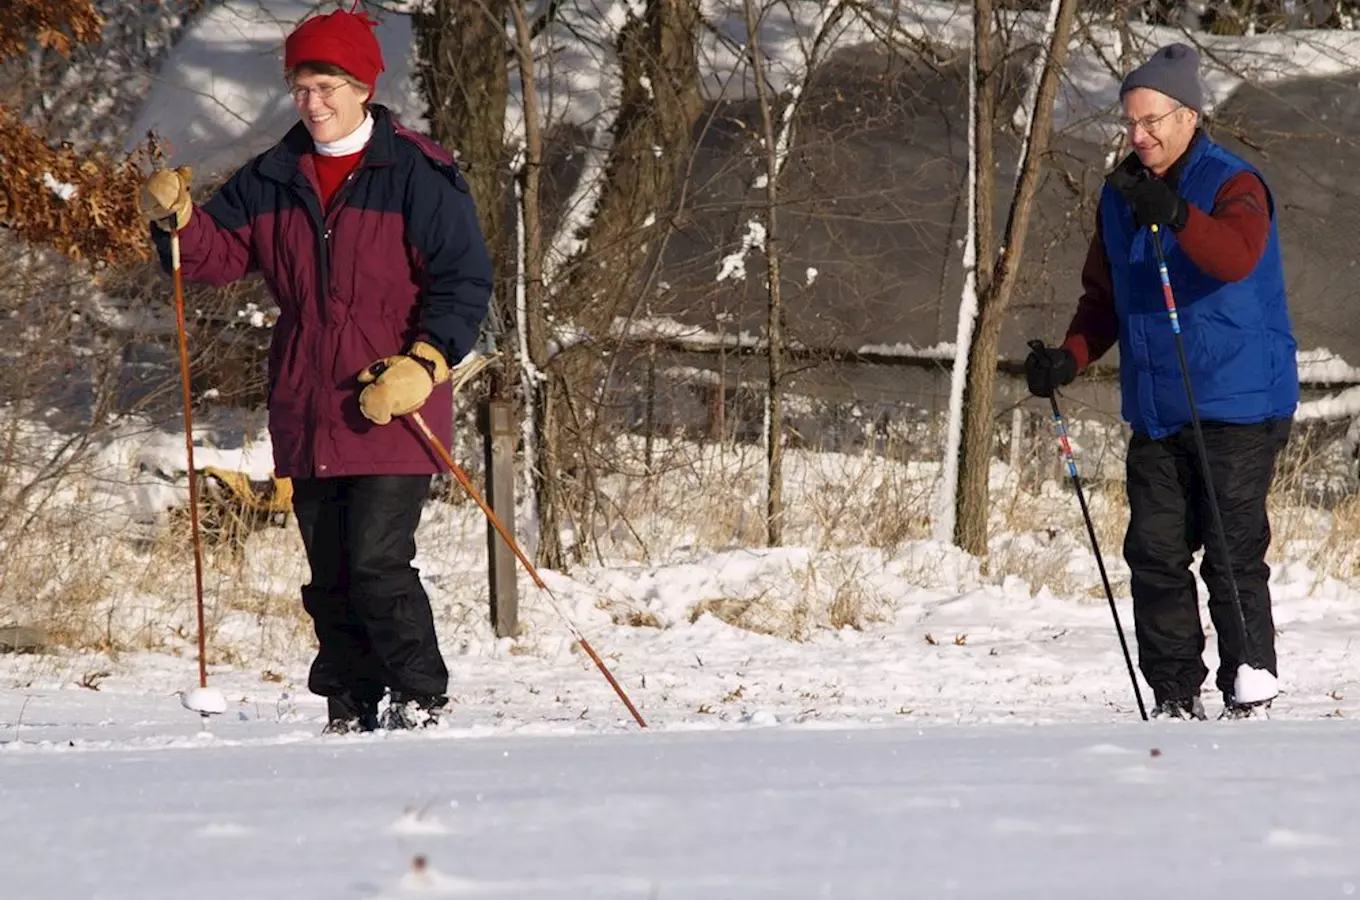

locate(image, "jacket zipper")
(315, 169), (363, 476)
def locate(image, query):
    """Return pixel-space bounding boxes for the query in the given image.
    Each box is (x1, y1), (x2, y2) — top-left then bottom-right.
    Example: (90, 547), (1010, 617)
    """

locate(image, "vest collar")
(1108, 128), (1208, 191)
(1161, 129), (1207, 190)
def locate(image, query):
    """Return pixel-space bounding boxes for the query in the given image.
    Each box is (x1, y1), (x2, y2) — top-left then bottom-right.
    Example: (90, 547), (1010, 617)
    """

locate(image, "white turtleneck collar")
(314, 112), (374, 157)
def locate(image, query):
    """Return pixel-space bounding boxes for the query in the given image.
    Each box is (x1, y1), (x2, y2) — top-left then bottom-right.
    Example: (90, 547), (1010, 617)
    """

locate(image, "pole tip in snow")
(1233, 664), (1278, 706)
(181, 686), (227, 716)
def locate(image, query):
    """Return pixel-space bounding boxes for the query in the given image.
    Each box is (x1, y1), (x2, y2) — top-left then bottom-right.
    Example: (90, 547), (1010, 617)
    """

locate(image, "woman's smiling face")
(289, 69), (368, 144)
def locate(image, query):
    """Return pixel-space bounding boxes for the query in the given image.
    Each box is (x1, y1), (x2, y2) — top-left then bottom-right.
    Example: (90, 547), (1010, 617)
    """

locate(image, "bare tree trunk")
(414, 0), (510, 295)
(555, 0), (702, 335)
(541, 0), (703, 564)
(954, 0), (1082, 556)
(742, 0), (784, 547)
(952, 0), (998, 554)
(938, 0), (997, 547)
(508, 0), (564, 568)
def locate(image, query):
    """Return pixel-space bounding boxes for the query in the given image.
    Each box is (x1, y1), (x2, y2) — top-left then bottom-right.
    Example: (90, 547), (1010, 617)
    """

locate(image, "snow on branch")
(1297, 348), (1360, 384)
(715, 219), (768, 282)
(538, 2), (641, 288)
(712, 0), (852, 283)
(1011, 0), (1064, 169)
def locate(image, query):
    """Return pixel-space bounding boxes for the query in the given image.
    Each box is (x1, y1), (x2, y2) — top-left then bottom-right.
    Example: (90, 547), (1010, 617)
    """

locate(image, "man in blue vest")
(1024, 43), (1298, 720)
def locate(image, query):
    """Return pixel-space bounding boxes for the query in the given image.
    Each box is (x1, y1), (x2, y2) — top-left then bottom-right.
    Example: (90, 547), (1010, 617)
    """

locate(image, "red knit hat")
(284, 6), (385, 89)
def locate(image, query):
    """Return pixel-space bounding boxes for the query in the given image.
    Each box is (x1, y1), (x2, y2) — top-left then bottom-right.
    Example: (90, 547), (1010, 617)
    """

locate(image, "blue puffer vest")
(1100, 134), (1298, 439)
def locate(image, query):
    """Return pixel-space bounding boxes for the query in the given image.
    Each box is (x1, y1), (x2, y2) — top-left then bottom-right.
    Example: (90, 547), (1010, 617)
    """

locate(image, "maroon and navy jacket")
(154, 105), (493, 480)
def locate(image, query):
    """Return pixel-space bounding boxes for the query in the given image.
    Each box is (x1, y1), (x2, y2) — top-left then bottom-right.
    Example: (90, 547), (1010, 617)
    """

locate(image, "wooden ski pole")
(409, 410), (647, 729)
(171, 228), (209, 694)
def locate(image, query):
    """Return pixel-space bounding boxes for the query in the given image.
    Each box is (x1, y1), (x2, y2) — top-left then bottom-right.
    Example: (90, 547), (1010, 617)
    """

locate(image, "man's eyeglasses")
(1119, 105), (1184, 135)
(289, 82), (349, 104)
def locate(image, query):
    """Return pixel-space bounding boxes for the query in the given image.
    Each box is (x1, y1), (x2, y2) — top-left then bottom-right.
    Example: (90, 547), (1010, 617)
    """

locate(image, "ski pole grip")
(1026, 338), (1066, 411)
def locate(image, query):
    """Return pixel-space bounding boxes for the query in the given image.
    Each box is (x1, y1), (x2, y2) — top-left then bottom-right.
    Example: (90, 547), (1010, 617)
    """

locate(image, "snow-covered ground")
(7, 450), (1360, 897)
(6, 592), (1360, 900)
(5, 407), (1360, 896)
(8, 712), (1360, 899)
(7, 386), (1360, 898)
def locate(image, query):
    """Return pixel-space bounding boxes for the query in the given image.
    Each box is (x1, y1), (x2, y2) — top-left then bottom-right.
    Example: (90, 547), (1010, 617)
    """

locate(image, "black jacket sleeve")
(402, 157), (493, 362)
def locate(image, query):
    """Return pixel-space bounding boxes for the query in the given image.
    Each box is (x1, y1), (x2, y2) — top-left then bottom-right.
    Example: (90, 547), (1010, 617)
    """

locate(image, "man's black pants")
(1124, 418), (1291, 704)
(292, 475), (448, 703)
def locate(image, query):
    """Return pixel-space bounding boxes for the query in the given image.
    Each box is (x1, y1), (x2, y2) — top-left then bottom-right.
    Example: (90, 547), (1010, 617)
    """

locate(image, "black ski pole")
(1147, 225), (1269, 704)
(1027, 340), (1148, 720)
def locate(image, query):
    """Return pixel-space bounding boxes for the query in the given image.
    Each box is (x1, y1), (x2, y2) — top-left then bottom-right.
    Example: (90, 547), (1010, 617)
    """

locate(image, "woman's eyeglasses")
(289, 82), (349, 104)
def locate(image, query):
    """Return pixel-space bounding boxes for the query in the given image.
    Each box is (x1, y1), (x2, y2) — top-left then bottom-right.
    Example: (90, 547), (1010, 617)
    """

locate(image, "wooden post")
(707, 380), (725, 442)
(644, 341), (657, 475)
(1009, 405), (1024, 475)
(481, 395), (519, 637)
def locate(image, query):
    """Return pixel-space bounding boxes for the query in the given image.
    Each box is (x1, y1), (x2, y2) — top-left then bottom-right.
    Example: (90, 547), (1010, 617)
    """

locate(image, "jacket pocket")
(329, 316), (395, 387)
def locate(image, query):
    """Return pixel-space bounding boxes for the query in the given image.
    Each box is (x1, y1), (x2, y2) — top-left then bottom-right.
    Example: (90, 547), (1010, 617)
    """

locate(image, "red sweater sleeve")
(1174, 170), (1270, 282)
(1061, 221), (1118, 371)
(1059, 170), (1272, 370)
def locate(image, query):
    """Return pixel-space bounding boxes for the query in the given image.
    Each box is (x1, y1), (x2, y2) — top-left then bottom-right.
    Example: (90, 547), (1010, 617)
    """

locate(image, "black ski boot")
(1151, 696), (1206, 720)
(380, 692), (449, 730)
(1220, 693), (1272, 720)
(322, 693), (380, 735)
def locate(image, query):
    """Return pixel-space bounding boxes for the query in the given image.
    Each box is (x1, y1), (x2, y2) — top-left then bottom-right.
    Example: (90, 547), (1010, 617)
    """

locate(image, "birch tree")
(933, 0), (996, 545)
(507, 0), (557, 566)
(414, 0), (559, 561)
(945, 0), (1083, 555)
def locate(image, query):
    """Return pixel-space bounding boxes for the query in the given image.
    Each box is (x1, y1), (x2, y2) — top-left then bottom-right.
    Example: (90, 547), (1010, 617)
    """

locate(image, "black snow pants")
(1123, 418), (1291, 704)
(291, 475), (448, 703)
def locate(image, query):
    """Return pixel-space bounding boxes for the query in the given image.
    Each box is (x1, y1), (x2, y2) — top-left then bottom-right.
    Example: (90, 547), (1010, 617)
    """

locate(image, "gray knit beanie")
(1120, 43), (1204, 112)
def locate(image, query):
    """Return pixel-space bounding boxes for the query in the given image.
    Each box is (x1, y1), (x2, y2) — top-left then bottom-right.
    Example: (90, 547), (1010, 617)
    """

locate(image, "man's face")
(1121, 88), (1198, 175)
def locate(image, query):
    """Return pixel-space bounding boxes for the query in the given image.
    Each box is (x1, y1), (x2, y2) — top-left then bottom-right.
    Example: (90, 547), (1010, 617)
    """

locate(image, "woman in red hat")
(138, 7), (493, 734)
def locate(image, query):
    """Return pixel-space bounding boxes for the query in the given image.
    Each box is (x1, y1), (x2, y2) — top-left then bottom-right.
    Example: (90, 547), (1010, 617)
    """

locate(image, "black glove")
(1024, 345), (1077, 399)
(1105, 163), (1188, 231)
